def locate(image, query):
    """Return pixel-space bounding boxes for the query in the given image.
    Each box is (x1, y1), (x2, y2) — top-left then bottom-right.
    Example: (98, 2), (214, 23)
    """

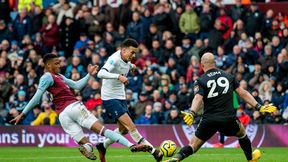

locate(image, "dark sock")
(220, 133), (225, 144)
(238, 135), (252, 160)
(174, 145), (194, 160)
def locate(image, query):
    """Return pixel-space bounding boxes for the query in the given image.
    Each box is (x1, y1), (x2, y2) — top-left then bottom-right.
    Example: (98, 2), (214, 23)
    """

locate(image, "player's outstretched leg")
(163, 145), (194, 162)
(165, 135), (204, 162)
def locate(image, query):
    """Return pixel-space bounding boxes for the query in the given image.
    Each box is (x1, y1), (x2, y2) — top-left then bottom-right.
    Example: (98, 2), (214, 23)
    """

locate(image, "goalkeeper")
(165, 53), (277, 162)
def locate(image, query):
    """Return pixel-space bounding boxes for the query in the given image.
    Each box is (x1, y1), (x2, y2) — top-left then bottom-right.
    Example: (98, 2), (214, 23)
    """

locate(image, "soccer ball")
(160, 140), (177, 157)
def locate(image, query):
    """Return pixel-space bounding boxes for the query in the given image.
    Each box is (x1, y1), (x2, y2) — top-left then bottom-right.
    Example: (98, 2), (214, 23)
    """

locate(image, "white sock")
(129, 129), (156, 154)
(103, 128), (121, 148)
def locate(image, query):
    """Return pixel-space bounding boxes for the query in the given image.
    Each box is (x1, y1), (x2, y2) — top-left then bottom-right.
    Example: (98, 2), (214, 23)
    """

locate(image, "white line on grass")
(0, 154), (243, 160)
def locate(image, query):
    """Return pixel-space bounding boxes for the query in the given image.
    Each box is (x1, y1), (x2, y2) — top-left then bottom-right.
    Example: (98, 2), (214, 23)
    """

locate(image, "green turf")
(0, 147), (287, 162)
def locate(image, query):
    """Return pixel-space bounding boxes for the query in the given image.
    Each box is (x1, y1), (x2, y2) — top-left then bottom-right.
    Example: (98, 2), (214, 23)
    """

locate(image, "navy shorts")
(102, 99), (128, 122)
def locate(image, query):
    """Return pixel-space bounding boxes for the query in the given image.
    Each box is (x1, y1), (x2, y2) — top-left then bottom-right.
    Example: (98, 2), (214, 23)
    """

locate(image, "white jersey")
(99, 50), (131, 100)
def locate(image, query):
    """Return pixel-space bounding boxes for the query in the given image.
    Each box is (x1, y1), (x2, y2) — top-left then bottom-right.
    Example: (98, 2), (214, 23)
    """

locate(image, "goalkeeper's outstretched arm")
(235, 87), (258, 108)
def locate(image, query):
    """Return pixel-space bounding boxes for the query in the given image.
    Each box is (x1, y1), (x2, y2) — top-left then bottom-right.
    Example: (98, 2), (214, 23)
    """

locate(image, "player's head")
(201, 52), (216, 72)
(120, 38), (138, 62)
(43, 53), (60, 74)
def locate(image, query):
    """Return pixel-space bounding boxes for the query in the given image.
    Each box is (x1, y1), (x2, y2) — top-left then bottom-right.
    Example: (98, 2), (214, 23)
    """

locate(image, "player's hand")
(88, 64), (98, 75)
(10, 113), (24, 125)
(181, 111), (196, 126)
(118, 75), (129, 85)
(259, 104), (277, 114)
(130, 64), (136, 74)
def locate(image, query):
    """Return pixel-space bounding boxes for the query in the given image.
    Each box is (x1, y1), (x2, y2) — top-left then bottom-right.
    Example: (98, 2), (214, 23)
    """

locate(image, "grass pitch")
(0, 147), (287, 162)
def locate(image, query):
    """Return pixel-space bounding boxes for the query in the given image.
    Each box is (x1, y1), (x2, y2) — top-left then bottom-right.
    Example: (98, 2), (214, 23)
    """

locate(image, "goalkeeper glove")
(181, 110), (196, 126)
(255, 103), (277, 114)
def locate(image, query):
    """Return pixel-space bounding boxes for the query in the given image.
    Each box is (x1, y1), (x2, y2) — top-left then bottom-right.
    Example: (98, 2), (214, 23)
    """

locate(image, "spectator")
(135, 104), (158, 124)
(85, 6), (106, 36)
(208, 20), (224, 51)
(12, 8), (32, 41)
(59, 17), (79, 58)
(114, 25), (127, 47)
(271, 36), (284, 56)
(31, 101), (57, 126)
(153, 102), (164, 124)
(186, 56), (202, 83)
(259, 45), (277, 71)
(118, 0), (132, 28)
(199, 4), (214, 39)
(0, 20), (12, 42)
(179, 4), (200, 42)
(244, 3), (264, 37)
(152, 4), (170, 32)
(40, 14), (59, 53)
(276, 52), (288, 82)
(0, 0), (10, 23)
(259, 81), (273, 102)
(127, 11), (145, 43)
(56, 1), (74, 25)
(82, 79), (101, 101)
(65, 56), (86, 78)
(272, 83), (285, 108)
(145, 24), (162, 49)
(177, 83), (192, 111)
(216, 8), (233, 40)
(230, 0), (246, 22)
(187, 39), (203, 60)
(133, 91), (153, 119)
(165, 107), (182, 124)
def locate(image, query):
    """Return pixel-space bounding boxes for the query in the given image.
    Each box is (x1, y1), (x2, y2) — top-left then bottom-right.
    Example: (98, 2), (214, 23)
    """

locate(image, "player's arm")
(181, 80), (204, 126)
(10, 73), (54, 125)
(128, 62), (136, 73)
(97, 58), (120, 79)
(62, 64), (98, 90)
(235, 87), (277, 113)
(97, 58), (129, 84)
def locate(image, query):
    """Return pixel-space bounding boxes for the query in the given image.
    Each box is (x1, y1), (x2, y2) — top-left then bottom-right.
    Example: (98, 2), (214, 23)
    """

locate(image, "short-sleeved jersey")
(39, 72), (77, 114)
(101, 50), (131, 100)
(194, 68), (239, 120)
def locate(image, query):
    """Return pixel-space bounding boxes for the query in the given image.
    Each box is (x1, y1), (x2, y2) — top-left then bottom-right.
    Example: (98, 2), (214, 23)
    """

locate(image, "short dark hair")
(43, 53), (58, 64)
(121, 38), (139, 48)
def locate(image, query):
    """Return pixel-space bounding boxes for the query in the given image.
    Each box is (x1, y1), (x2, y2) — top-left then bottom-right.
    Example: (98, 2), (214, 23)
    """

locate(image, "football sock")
(103, 128), (121, 148)
(174, 145), (194, 160)
(129, 129), (156, 154)
(104, 129), (134, 148)
(220, 133), (225, 144)
(238, 135), (252, 160)
(83, 143), (93, 152)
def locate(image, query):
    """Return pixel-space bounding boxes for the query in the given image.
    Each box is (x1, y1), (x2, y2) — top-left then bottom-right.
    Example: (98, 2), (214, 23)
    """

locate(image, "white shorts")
(59, 101), (98, 142)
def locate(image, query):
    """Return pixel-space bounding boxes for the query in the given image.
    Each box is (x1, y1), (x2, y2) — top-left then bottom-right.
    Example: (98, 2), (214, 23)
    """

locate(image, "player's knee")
(236, 129), (246, 138)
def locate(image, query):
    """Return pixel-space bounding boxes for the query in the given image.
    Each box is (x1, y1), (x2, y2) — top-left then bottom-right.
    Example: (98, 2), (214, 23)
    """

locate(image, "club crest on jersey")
(194, 85), (199, 93)
(109, 60), (114, 65)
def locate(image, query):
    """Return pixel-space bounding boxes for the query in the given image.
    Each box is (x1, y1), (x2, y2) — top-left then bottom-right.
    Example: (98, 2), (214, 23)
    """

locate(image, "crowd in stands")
(0, 0), (288, 126)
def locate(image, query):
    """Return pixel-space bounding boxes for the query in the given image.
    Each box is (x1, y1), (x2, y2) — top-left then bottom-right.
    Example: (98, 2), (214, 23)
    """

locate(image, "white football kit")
(98, 50), (132, 100)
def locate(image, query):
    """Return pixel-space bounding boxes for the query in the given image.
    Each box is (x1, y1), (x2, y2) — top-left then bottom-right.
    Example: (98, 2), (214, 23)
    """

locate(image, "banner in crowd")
(0, 125), (287, 147)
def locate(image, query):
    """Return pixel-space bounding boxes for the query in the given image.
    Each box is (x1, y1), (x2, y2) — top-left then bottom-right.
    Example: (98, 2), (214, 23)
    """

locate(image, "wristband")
(255, 103), (262, 110)
(189, 110), (196, 117)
